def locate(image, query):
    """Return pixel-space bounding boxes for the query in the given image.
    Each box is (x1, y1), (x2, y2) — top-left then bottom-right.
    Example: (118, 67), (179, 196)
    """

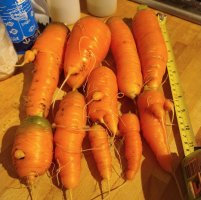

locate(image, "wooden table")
(0, 0), (201, 199)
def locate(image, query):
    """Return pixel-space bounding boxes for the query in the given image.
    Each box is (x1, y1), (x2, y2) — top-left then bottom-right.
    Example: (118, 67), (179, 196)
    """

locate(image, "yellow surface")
(0, 0), (201, 199)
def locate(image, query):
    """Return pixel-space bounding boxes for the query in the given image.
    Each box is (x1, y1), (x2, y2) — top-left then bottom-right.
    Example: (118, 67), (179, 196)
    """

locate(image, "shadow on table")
(0, 125), (19, 179)
(82, 136), (103, 189)
(16, 61), (34, 121)
(140, 138), (186, 200)
(0, 62), (33, 181)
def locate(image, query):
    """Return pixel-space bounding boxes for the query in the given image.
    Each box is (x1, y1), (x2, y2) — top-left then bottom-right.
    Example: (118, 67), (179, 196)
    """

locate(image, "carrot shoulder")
(86, 66), (119, 135)
(137, 90), (173, 172)
(132, 8), (168, 89)
(54, 90), (87, 189)
(25, 23), (69, 117)
(107, 17), (143, 99)
(63, 16), (111, 90)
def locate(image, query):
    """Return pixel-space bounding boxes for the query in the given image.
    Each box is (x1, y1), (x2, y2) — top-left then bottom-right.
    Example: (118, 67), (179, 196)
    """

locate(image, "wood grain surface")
(0, 0), (201, 200)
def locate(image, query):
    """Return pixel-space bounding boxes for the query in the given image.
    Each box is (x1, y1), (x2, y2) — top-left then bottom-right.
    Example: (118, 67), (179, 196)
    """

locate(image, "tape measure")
(158, 13), (195, 156)
(157, 13), (201, 200)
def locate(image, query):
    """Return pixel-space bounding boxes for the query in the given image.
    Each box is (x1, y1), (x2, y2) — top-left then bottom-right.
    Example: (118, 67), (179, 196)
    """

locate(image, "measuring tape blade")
(158, 14), (195, 157)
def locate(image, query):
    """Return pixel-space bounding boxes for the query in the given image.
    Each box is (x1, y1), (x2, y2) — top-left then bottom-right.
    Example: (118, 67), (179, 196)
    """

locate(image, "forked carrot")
(132, 7), (168, 89)
(12, 116), (53, 185)
(53, 90), (87, 190)
(137, 89), (173, 172)
(107, 17), (143, 99)
(86, 66), (119, 135)
(63, 16), (111, 90)
(118, 113), (142, 180)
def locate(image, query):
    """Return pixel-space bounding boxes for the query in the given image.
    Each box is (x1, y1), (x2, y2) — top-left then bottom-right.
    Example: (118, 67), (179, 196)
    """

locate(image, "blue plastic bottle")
(0, 0), (40, 54)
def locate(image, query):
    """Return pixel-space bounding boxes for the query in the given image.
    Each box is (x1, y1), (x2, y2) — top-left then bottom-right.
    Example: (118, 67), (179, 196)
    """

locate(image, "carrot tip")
(15, 49), (38, 67)
(26, 172), (37, 186)
(126, 170), (135, 180)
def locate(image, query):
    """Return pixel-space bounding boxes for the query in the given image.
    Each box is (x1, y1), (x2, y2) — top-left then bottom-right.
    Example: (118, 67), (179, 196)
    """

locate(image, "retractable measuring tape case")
(158, 13), (201, 200)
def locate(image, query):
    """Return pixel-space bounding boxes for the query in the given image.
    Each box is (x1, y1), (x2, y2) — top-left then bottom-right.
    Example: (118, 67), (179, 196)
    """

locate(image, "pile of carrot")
(9, 5), (182, 200)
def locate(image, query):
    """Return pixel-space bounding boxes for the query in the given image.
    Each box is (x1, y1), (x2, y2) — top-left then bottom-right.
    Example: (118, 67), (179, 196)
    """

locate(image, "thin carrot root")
(68, 189), (73, 200)
(164, 99), (174, 112)
(117, 92), (125, 99)
(82, 91), (105, 116)
(99, 117), (117, 138)
(15, 49), (38, 67)
(101, 179), (111, 200)
(113, 140), (123, 172)
(51, 73), (70, 118)
(27, 185), (34, 200)
(91, 180), (127, 200)
(164, 99), (175, 124)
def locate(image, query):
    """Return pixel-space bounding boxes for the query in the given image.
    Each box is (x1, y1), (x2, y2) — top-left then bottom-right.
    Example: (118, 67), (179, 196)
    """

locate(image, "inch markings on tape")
(158, 13), (195, 156)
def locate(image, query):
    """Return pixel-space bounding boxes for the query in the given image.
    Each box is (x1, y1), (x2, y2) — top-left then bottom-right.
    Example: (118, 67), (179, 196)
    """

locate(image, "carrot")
(19, 22), (69, 69)
(118, 113), (142, 180)
(23, 23), (69, 117)
(107, 17), (143, 99)
(86, 66), (119, 135)
(11, 116), (53, 185)
(53, 90), (87, 189)
(88, 124), (112, 181)
(137, 89), (173, 172)
(63, 16), (111, 90)
(132, 7), (168, 89)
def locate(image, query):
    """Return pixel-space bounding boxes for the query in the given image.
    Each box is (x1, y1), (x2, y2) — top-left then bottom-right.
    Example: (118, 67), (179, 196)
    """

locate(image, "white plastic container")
(47, 0), (80, 25)
(0, 22), (18, 81)
(86, 0), (117, 17)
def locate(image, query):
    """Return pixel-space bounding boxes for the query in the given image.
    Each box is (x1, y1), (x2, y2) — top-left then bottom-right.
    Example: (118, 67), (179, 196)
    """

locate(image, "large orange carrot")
(54, 90), (87, 189)
(132, 7), (168, 89)
(118, 113), (142, 180)
(86, 66), (119, 135)
(88, 124), (112, 181)
(137, 90), (173, 172)
(11, 116), (53, 185)
(107, 17), (143, 99)
(63, 16), (111, 90)
(23, 23), (69, 117)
